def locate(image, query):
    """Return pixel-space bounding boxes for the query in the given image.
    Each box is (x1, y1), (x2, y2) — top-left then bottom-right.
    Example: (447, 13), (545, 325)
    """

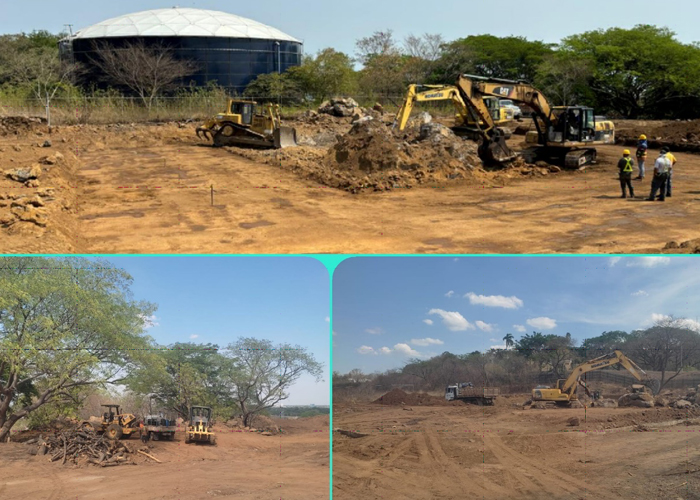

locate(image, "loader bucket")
(273, 127), (298, 149)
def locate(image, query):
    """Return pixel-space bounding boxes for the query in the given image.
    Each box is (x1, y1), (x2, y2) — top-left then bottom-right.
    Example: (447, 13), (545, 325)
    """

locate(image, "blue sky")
(2, 0), (700, 56)
(85, 256), (330, 405)
(332, 256), (700, 374)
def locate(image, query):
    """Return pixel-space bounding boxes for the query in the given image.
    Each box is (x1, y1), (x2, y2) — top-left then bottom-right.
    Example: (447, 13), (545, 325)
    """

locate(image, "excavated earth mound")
(618, 119), (700, 152)
(0, 116), (46, 136)
(372, 388), (463, 407)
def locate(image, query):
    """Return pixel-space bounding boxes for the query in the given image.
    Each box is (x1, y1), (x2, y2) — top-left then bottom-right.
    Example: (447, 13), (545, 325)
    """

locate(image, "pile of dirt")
(0, 116), (46, 136)
(372, 388), (458, 407)
(618, 392), (655, 408)
(231, 119), (562, 193)
(617, 119), (700, 152)
(593, 407), (700, 430)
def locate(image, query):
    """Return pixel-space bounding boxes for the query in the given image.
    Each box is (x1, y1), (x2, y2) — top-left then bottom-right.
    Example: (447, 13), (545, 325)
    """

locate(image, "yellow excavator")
(196, 99), (297, 149)
(532, 350), (660, 407)
(454, 74), (615, 167)
(394, 84), (515, 139)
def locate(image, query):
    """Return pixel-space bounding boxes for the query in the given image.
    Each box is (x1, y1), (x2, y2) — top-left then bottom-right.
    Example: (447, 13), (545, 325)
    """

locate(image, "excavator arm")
(559, 350), (657, 396)
(394, 85), (472, 132)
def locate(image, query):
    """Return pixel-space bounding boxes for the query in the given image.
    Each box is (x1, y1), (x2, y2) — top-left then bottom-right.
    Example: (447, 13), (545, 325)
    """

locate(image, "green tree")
(561, 25), (700, 118)
(289, 48), (357, 101)
(535, 52), (595, 106)
(243, 72), (304, 103)
(580, 330), (631, 357)
(225, 338), (323, 427)
(434, 35), (553, 82)
(0, 257), (157, 442)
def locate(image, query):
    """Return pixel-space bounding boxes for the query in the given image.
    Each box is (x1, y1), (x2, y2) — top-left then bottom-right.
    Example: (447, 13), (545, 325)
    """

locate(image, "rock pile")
(318, 98), (360, 117)
(618, 392), (655, 408)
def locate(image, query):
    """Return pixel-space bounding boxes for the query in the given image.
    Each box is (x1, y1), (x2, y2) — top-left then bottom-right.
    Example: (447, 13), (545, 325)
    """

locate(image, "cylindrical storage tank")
(62, 7), (303, 93)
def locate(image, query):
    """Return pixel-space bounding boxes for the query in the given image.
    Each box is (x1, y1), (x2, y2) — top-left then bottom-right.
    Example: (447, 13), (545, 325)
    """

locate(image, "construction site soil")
(333, 395), (700, 500)
(0, 416), (329, 500)
(2, 115), (700, 254)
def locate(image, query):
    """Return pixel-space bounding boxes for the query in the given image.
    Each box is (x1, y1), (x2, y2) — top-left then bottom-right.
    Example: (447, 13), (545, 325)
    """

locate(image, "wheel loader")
(196, 99), (297, 149)
(80, 404), (140, 440)
(185, 406), (216, 445)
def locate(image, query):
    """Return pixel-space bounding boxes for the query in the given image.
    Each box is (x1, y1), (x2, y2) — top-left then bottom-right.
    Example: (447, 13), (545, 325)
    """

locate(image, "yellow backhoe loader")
(80, 404), (140, 440)
(196, 99), (297, 149)
(394, 84), (514, 140)
(532, 350), (660, 407)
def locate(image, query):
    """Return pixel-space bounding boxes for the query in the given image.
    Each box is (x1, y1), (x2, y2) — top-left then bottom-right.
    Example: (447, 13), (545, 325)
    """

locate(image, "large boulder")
(674, 399), (692, 409)
(618, 392), (654, 408)
(5, 164), (41, 183)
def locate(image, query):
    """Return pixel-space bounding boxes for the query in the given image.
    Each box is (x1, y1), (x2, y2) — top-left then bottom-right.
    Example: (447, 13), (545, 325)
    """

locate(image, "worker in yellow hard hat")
(618, 149), (635, 198)
(635, 134), (648, 180)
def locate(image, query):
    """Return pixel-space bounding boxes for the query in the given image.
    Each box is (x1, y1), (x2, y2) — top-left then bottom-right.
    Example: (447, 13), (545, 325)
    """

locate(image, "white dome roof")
(71, 8), (300, 43)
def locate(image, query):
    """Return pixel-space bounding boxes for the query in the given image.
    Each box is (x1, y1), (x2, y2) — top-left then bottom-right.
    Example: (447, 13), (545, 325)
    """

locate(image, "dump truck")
(185, 406), (216, 445)
(196, 99), (297, 149)
(80, 404), (140, 440)
(141, 415), (177, 441)
(445, 383), (499, 405)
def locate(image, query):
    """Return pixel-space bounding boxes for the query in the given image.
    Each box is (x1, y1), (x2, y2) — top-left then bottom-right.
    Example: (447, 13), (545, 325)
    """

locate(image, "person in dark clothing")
(617, 149), (635, 198)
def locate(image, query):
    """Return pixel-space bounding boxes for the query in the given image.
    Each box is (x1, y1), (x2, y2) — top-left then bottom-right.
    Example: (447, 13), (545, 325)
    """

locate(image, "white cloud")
(453, 258), (459, 262)
(445, 291), (455, 298)
(465, 292), (523, 309)
(325, 316), (330, 323)
(428, 309), (474, 331)
(423, 319), (434, 326)
(490, 343), (507, 350)
(140, 314), (159, 329)
(357, 345), (376, 355)
(189, 334), (199, 339)
(379, 346), (392, 354)
(332, 330), (337, 336)
(365, 327), (383, 335)
(629, 257), (671, 268)
(649, 314), (700, 332)
(526, 317), (557, 330)
(631, 290), (649, 297)
(393, 343), (421, 357)
(475, 321), (495, 332)
(513, 324), (526, 333)
(410, 338), (444, 346)
(609, 257), (622, 267)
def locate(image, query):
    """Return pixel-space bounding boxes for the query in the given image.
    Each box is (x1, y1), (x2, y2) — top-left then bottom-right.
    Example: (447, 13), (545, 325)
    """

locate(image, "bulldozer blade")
(273, 127), (298, 149)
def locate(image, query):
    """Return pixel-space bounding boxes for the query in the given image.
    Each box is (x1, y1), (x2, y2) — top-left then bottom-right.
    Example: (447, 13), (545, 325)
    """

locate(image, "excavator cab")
(546, 106), (596, 144)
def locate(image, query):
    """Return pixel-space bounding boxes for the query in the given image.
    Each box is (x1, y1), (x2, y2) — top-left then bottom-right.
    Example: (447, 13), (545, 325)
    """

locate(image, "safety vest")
(622, 158), (633, 173)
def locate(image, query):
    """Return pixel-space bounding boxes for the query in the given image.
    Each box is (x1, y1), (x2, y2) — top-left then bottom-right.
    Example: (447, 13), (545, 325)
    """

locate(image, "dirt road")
(0, 418), (329, 500)
(333, 399), (700, 500)
(2, 119), (700, 254)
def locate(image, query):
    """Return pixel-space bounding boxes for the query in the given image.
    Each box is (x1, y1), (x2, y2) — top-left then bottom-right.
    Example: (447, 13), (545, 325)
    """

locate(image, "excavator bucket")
(478, 130), (517, 166)
(273, 127), (298, 149)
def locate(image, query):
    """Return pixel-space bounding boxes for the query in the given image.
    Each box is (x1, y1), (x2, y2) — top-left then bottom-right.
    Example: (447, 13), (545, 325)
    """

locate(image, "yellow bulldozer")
(185, 405), (216, 445)
(80, 404), (140, 440)
(196, 99), (297, 149)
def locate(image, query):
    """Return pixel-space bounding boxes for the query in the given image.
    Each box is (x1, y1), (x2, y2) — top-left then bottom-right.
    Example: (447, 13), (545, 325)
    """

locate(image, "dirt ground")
(0, 417), (329, 500)
(2, 116), (700, 254)
(333, 396), (700, 500)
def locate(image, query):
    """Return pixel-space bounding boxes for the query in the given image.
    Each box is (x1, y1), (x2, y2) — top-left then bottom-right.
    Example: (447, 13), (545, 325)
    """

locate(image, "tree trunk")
(0, 414), (22, 443)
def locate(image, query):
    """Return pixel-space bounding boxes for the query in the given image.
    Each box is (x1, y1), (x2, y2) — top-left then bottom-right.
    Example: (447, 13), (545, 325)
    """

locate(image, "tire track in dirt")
(484, 433), (615, 500)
